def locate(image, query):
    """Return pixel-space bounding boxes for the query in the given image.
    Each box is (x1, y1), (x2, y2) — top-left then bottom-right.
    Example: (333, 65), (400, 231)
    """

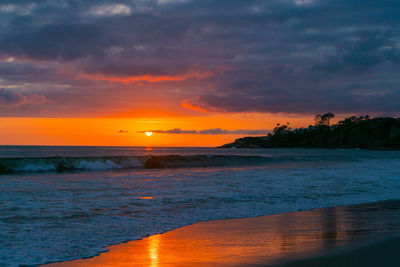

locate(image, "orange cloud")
(79, 70), (214, 84)
(181, 99), (209, 112)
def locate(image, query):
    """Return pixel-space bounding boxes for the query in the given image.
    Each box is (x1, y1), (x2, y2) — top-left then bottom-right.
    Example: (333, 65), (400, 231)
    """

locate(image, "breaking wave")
(0, 155), (274, 174)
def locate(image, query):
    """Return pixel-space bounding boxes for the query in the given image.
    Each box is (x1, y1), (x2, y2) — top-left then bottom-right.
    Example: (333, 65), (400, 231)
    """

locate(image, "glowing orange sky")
(0, 114), (316, 146)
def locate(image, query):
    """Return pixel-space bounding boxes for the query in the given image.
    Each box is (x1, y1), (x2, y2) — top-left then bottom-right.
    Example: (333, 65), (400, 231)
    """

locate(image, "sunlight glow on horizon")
(0, 115), (316, 146)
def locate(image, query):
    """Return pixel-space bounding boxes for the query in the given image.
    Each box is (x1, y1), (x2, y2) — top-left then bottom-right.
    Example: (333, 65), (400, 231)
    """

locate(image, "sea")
(0, 146), (400, 266)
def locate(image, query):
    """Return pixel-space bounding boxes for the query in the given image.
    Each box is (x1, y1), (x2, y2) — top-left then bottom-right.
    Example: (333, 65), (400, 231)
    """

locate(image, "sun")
(145, 131), (153, 137)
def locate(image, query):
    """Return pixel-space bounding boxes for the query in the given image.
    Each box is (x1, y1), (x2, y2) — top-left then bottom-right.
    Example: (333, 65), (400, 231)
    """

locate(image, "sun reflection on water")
(148, 235), (160, 267)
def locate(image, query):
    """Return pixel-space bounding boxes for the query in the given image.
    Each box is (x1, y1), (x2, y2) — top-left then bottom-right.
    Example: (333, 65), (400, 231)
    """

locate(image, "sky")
(0, 0), (399, 146)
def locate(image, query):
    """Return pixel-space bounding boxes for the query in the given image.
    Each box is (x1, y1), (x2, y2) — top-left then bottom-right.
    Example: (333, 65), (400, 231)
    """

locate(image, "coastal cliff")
(220, 116), (400, 149)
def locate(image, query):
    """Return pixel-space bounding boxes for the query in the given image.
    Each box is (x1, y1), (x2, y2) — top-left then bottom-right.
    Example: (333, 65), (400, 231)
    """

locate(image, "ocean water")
(0, 146), (400, 266)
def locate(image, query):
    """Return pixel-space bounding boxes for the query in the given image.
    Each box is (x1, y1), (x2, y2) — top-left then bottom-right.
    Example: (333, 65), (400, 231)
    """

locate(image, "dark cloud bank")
(0, 0), (400, 116)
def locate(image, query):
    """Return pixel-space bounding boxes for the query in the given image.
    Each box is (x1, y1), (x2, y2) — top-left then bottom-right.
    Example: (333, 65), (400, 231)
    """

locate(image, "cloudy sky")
(0, 0), (399, 145)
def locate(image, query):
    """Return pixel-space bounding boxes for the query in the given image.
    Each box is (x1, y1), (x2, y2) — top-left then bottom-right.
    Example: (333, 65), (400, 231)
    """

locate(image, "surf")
(0, 155), (274, 174)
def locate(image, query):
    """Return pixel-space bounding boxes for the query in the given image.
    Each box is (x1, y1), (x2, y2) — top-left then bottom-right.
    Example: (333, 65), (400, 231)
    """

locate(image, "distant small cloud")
(157, 0), (188, 4)
(118, 130), (129, 133)
(138, 128), (269, 135)
(0, 88), (50, 107)
(198, 128), (269, 135)
(88, 4), (131, 17)
(5, 57), (15, 62)
(293, 0), (313, 6)
(140, 128), (197, 134)
(0, 4), (36, 15)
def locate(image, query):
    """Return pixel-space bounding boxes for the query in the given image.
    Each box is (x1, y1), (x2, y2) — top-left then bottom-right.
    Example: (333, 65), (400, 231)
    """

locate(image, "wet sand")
(44, 200), (400, 267)
(281, 236), (400, 267)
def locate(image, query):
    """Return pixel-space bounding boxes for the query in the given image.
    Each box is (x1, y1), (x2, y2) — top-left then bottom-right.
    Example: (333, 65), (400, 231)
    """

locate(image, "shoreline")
(43, 199), (400, 267)
(280, 236), (400, 267)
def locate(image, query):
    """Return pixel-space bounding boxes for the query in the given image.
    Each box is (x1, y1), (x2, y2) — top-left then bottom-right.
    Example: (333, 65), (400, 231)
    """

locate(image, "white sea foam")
(0, 156), (147, 173)
(14, 163), (57, 172)
(75, 160), (122, 170)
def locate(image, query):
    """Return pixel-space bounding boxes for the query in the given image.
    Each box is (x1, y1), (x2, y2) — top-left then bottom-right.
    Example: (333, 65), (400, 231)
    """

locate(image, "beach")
(44, 200), (400, 267)
(2, 146), (400, 266)
(281, 236), (400, 267)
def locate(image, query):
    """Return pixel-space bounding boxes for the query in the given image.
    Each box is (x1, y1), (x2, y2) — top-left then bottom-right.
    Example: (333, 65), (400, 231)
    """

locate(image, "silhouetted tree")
(273, 123), (290, 135)
(314, 113), (335, 126)
(338, 115), (369, 126)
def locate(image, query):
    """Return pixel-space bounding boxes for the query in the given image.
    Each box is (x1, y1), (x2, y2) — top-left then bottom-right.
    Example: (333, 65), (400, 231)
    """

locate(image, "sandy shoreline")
(43, 200), (400, 267)
(280, 236), (400, 267)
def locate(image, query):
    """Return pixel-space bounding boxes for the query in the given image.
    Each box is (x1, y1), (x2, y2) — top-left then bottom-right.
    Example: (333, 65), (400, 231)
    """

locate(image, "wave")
(0, 155), (273, 174)
(0, 156), (146, 174)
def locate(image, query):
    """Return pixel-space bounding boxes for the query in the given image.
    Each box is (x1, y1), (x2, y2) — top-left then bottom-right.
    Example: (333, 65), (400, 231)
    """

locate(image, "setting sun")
(145, 131), (153, 137)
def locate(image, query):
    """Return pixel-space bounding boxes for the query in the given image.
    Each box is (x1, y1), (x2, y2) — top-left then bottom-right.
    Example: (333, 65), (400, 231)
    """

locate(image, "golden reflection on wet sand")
(149, 235), (160, 267)
(44, 201), (400, 267)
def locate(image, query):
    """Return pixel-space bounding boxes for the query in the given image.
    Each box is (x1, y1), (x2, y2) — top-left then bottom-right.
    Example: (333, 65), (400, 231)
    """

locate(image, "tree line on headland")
(220, 113), (400, 149)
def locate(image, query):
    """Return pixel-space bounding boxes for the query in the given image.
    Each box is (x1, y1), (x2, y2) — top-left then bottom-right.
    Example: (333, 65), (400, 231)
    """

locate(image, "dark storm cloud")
(313, 29), (400, 73)
(0, 0), (400, 116)
(138, 128), (269, 135)
(1, 23), (103, 61)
